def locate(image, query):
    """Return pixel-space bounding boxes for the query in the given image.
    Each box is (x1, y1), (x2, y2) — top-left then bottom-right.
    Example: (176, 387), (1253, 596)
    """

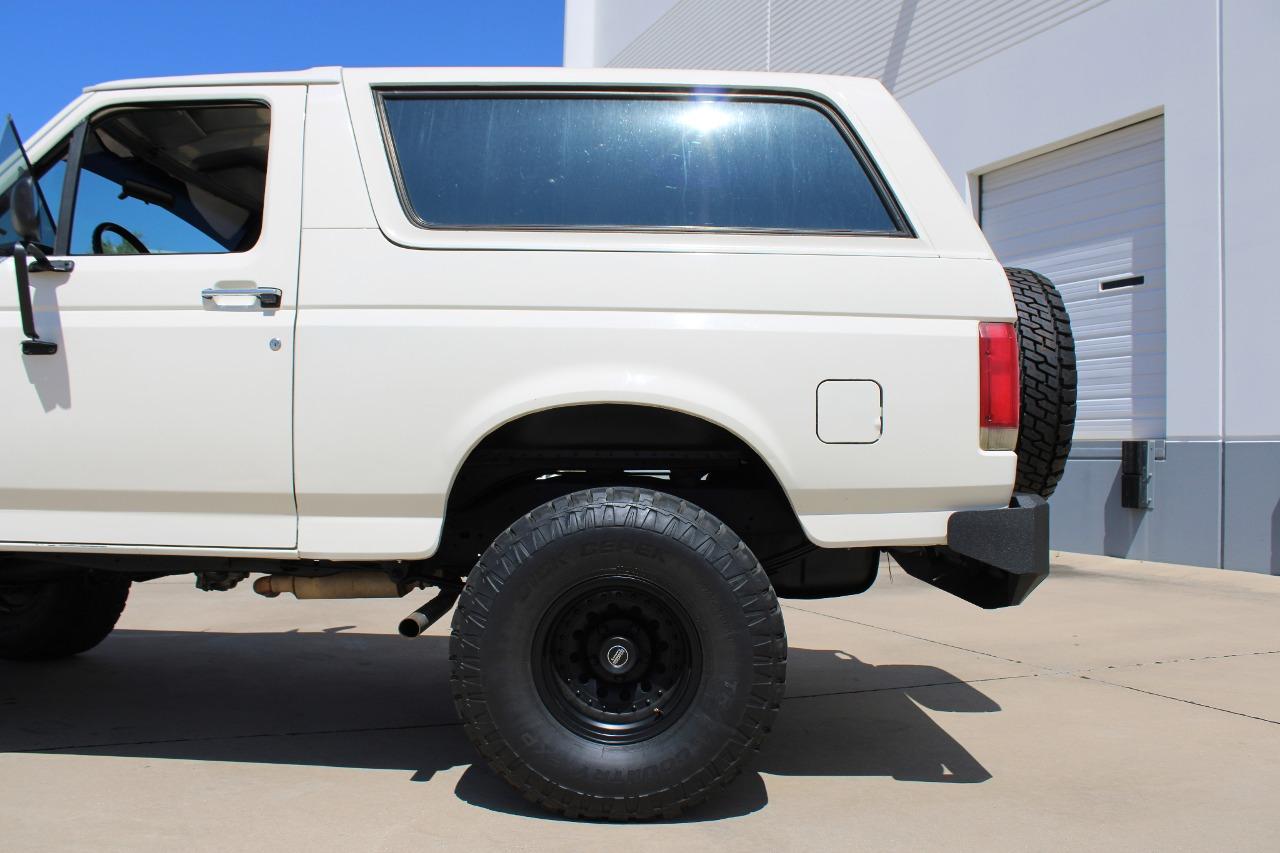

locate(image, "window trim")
(373, 86), (915, 238)
(54, 122), (88, 256)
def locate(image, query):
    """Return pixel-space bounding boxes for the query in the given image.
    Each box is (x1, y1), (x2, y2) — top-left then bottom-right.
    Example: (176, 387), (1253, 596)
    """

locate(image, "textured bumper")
(889, 494), (1050, 609)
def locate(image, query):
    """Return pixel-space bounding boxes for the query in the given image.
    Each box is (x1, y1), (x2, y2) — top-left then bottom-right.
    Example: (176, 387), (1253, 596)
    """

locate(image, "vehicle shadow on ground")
(0, 628), (999, 822)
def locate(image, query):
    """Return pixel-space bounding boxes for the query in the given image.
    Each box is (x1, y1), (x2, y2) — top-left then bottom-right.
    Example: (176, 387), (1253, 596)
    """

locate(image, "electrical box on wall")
(1121, 440), (1154, 509)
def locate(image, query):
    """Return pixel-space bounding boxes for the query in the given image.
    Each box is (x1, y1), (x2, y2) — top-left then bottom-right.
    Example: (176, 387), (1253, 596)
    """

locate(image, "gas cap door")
(817, 380), (883, 444)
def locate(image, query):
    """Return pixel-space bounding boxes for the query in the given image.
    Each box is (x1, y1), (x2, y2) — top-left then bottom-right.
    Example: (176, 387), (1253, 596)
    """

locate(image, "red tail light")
(979, 322), (1019, 451)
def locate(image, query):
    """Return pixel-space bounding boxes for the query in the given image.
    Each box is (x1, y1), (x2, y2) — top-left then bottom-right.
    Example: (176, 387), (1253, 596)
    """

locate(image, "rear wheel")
(1006, 267), (1077, 498)
(450, 486), (786, 820)
(0, 573), (131, 661)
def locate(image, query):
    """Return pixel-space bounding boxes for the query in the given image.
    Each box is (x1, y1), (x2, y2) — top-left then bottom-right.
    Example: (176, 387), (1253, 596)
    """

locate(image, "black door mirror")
(9, 174), (41, 244)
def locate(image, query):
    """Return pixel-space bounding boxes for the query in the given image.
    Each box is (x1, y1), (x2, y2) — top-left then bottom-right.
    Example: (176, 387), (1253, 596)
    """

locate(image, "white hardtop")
(85, 65), (889, 95)
(85, 66), (345, 92)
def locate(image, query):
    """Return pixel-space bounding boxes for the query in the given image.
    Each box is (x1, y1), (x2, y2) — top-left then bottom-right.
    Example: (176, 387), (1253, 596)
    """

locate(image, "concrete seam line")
(787, 673), (1034, 701)
(1067, 648), (1280, 675)
(784, 607), (1280, 675)
(9, 719), (464, 755)
(782, 603), (1036, 668)
(1078, 676), (1280, 727)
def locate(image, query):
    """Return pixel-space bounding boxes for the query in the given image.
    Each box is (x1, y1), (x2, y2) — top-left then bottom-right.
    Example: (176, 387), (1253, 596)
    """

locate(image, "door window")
(66, 103), (270, 255)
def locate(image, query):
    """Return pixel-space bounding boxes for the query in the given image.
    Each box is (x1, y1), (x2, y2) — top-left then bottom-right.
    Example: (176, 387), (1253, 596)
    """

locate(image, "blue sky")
(9, 0), (564, 137)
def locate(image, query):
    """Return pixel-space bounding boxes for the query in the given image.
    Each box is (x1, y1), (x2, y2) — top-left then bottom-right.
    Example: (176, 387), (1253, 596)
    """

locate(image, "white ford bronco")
(0, 67), (1075, 819)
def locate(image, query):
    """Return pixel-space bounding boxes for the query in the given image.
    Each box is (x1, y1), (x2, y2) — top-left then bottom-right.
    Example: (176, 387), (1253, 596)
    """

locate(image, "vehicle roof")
(84, 66), (883, 93)
(85, 67), (345, 92)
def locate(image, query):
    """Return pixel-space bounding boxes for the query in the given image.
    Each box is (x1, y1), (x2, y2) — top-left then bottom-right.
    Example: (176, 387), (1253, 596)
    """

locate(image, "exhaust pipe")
(399, 587), (461, 638)
(253, 572), (412, 600)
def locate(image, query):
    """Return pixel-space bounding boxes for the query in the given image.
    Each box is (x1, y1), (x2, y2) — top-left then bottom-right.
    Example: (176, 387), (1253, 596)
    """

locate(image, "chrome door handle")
(201, 287), (282, 309)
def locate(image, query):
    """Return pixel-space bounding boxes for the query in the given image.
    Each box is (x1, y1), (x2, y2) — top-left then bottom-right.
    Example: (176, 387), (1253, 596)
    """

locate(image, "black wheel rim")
(534, 575), (701, 745)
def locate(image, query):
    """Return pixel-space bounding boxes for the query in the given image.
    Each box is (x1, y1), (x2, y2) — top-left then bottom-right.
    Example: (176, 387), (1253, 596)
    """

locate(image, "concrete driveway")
(2, 552), (1278, 851)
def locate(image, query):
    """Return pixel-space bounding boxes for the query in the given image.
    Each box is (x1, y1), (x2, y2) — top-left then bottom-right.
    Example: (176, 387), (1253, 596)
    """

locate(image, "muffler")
(253, 572), (412, 600)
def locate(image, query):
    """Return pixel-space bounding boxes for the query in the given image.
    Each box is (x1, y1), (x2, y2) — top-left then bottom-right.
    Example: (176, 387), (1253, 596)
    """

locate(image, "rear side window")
(379, 93), (905, 234)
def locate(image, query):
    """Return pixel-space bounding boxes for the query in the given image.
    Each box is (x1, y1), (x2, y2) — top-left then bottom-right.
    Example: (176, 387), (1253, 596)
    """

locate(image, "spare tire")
(1006, 267), (1076, 498)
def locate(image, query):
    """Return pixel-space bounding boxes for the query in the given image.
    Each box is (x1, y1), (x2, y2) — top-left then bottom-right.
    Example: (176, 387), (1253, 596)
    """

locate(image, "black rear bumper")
(889, 493), (1050, 609)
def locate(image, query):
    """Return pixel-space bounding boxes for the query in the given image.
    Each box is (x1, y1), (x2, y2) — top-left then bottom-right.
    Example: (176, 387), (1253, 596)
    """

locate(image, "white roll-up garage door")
(980, 117), (1166, 441)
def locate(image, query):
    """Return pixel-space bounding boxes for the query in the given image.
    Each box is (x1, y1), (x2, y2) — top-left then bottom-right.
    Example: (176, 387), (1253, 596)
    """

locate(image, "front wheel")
(0, 572), (131, 661)
(449, 487), (787, 820)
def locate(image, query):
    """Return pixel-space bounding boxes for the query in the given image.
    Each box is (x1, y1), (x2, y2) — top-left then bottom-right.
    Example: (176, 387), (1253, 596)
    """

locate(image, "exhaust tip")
(399, 612), (429, 638)
(397, 586), (461, 638)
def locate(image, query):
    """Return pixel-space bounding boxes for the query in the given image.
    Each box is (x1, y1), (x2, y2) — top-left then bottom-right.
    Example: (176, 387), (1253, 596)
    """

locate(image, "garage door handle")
(201, 287), (282, 308)
(1099, 275), (1145, 291)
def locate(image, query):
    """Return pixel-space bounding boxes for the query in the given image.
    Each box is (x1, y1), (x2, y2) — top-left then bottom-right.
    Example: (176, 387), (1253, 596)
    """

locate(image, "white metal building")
(564, 0), (1280, 573)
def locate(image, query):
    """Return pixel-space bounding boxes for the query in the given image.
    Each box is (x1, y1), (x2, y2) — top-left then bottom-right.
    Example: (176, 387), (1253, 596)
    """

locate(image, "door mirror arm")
(24, 241), (73, 274)
(11, 242), (60, 356)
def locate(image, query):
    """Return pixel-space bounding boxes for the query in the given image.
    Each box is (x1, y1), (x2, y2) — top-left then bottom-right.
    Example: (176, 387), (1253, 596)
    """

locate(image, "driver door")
(0, 86), (304, 549)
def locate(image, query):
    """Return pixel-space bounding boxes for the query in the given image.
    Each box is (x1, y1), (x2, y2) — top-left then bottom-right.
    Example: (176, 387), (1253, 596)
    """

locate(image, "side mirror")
(9, 174), (42, 244)
(8, 175), (66, 356)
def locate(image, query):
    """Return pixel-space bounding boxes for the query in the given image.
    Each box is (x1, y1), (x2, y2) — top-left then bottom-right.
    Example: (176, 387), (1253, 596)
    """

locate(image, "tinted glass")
(69, 104), (270, 255)
(382, 95), (900, 233)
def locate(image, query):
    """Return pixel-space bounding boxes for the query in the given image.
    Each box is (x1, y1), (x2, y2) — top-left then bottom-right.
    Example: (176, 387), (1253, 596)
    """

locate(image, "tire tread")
(1006, 267), (1077, 498)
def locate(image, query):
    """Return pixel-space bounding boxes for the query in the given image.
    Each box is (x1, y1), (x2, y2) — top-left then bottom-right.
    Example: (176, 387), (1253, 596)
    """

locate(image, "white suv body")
(3, 66), (1014, 560)
(1, 67), (1073, 820)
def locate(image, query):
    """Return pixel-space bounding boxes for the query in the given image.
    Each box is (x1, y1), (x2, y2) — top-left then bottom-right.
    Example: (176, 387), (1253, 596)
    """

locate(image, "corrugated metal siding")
(981, 117), (1167, 441)
(610, 0), (769, 71)
(606, 0), (1112, 97)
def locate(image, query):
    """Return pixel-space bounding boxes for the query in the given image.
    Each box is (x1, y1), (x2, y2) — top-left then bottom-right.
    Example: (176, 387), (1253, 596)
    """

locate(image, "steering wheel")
(91, 221), (150, 255)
